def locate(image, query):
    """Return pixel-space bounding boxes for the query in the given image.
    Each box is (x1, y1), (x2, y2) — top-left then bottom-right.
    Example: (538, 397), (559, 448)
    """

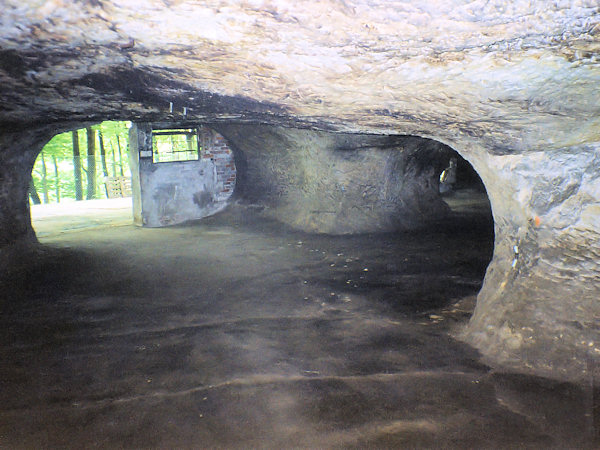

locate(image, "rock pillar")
(0, 126), (56, 248)
(464, 143), (600, 382)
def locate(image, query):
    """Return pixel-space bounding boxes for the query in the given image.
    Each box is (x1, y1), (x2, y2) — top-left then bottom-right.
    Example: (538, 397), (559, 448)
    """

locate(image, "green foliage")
(31, 121), (131, 204)
(152, 129), (199, 163)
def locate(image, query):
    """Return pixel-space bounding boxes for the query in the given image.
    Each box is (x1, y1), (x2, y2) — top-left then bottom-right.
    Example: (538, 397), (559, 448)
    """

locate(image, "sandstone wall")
(216, 124), (454, 234)
(463, 143), (600, 381)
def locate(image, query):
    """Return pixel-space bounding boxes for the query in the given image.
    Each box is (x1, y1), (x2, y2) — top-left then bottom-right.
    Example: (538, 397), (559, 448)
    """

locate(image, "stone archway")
(0, 125), (77, 247)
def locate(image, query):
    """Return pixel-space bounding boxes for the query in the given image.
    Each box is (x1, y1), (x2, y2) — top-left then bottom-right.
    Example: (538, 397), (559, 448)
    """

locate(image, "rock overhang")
(0, 0), (598, 154)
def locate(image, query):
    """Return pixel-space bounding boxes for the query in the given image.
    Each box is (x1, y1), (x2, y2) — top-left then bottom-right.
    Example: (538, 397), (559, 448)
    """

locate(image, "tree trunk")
(72, 130), (83, 201)
(98, 130), (109, 198)
(40, 151), (49, 204)
(52, 155), (60, 203)
(186, 132), (195, 152)
(116, 135), (124, 176)
(29, 178), (41, 205)
(86, 127), (96, 200)
(110, 142), (117, 177)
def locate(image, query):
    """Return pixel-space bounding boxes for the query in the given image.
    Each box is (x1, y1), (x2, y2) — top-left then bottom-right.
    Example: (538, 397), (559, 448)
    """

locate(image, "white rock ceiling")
(1, 1), (599, 153)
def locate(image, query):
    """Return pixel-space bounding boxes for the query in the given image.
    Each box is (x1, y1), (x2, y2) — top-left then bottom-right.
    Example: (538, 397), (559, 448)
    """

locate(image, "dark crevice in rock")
(75, 67), (289, 117)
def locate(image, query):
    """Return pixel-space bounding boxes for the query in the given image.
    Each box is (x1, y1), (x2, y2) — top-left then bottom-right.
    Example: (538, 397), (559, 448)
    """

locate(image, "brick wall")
(200, 127), (236, 201)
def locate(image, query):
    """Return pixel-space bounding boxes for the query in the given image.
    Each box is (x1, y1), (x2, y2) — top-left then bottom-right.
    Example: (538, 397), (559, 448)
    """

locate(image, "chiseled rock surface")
(216, 124), (454, 234)
(0, 1), (599, 381)
(0, 0), (598, 150)
(465, 143), (600, 381)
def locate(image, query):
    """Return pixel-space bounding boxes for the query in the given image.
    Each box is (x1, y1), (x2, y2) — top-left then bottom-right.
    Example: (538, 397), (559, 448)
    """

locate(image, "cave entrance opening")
(29, 121), (134, 240)
(29, 122), (239, 236)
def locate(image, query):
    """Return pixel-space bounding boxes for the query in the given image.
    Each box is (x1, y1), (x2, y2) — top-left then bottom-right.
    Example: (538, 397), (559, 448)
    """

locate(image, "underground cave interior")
(2, 123), (599, 447)
(1, 1), (599, 445)
(28, 123), (492, 246)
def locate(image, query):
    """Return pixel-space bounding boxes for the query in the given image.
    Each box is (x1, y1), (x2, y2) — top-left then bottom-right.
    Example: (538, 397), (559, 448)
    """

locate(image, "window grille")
(151, 128), (199, 163)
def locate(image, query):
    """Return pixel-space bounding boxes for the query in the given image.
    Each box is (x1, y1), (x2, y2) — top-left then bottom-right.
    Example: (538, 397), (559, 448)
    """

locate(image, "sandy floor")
(0, 194), (597, 448)
(31, 197), (133, 238)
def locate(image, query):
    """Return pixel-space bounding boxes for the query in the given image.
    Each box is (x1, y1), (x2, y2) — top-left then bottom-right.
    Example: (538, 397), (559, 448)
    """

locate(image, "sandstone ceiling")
(1, 1), (599, 154)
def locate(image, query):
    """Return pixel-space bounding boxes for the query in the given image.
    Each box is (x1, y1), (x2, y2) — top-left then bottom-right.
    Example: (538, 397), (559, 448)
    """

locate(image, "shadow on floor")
(1, 191), (597, 448)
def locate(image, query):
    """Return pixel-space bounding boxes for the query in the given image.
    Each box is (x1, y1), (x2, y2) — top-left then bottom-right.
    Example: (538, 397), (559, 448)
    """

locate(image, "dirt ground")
(0, 193), (597, 448)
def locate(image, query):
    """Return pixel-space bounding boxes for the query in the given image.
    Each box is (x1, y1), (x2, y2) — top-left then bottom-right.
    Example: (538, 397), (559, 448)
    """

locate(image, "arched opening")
(29, 121), (134, 239)
(29, 122), (237, 239)
(427, 148), (495, 314)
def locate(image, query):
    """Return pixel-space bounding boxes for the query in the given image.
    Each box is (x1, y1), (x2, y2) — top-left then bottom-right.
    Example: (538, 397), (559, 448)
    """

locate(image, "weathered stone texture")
(464, 143), (600, 381)
(217, 124), (453, 234)
(1, 1), (598, 150)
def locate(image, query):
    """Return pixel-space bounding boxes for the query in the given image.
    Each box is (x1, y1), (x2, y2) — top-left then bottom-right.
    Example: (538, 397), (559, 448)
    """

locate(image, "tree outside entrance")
(30, 121), (131, 204)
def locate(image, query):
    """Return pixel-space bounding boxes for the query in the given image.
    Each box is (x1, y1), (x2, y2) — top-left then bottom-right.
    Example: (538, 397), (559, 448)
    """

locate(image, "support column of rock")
(0, 127), (56, 248)
(217, 124), (452, 234)
(464, 143), (600, 382)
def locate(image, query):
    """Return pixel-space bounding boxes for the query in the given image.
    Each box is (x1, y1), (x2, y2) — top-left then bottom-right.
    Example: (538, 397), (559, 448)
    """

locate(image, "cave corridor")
(1, 1), (599, 448)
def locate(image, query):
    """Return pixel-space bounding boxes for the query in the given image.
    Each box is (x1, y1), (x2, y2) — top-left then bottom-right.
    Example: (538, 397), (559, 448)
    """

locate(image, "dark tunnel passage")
(24, 123), (496, 315)
(209, 124), (496, 314)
